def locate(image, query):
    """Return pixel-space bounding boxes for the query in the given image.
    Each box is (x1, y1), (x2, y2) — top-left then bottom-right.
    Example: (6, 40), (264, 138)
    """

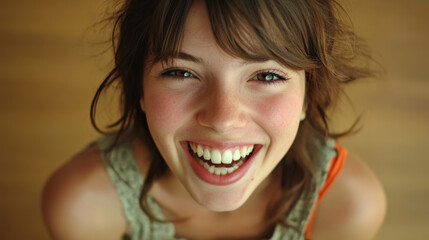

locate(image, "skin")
(141, 0), (305, 213)
(42, 1), (386, 239)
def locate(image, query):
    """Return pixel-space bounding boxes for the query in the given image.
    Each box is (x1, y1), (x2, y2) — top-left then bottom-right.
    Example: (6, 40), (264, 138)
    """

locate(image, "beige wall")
(0, 0), (428, 239)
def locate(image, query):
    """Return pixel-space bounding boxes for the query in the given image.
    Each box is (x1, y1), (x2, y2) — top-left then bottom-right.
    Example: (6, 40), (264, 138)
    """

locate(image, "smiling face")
(141, 0), (306, 211)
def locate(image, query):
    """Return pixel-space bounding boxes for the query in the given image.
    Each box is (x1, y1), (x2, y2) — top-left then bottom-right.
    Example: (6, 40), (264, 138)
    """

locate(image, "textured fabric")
(97, 135), (338, 240)
(305, 143), (347, 239)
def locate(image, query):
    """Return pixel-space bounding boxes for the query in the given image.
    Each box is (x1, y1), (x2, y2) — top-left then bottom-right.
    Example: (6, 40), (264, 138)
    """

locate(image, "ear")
(300, 104), (307, 121)
(140, 98), (145, 112)
(300, 111), (306, 121)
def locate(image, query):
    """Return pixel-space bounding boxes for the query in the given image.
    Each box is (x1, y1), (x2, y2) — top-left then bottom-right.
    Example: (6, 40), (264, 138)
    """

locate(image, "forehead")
(170, 0), (242, 66)
(148, 0), (315, 71)
(181, 0), (217, 51)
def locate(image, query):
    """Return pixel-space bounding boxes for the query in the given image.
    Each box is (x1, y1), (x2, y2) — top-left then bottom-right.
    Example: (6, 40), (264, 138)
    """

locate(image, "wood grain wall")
(0, 0), (428, 239)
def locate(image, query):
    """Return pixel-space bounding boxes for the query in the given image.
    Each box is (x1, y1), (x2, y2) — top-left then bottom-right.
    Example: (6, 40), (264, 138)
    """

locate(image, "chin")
(195, 188), (250, 212)
(184, 171), (260, 212)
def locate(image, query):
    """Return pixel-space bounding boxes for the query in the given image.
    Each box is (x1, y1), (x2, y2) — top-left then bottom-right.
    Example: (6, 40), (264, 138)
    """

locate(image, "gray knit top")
(96, 136), (337, 240)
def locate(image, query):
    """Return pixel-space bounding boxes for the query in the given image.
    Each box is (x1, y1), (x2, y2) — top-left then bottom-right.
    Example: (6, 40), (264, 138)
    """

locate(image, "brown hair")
(91, 0), (374, 227)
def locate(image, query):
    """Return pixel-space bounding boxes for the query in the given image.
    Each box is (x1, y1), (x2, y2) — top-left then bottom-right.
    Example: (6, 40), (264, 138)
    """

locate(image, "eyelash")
(161, 69), (196, 79)
(161, 69), (289, 85)
(251, 70), (290, 85)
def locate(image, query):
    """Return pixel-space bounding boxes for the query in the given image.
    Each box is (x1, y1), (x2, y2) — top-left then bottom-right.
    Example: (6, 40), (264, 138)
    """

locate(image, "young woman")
(42, 0), (386, 239)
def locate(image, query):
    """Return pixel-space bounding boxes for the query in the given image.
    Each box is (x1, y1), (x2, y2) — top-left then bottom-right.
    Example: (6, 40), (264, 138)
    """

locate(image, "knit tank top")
(96, 135), (338, 240)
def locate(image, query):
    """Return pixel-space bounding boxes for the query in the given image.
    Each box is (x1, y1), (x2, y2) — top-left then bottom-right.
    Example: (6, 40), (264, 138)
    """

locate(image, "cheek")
(254, 93), (303, 132)
(143, 88), (194, 135)
(144, 94), (178, 132)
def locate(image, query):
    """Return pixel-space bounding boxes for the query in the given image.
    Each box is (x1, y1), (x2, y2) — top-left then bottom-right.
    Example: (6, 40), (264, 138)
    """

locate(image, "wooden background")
(0, 0), (428, 239)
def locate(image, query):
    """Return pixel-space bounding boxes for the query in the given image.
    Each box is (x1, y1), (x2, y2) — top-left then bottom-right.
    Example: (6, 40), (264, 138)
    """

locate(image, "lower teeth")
(198, 159), (243, 176)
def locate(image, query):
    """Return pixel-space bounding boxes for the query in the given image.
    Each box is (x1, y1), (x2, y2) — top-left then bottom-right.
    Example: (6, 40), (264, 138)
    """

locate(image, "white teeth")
(203, 148), (211, 160)
(241, 147), (248, 158)
(221, 150), (233, 164)
(197, 145), (204, 157)
(190, 143), (255, 167)
(204, 162), (210, 170)
(233, 149), (241, 161)
(208, 165), (215, 174)
(211, 149), (222, 164)
(197, 159), (244, 175)
(247, 145), (254, 155)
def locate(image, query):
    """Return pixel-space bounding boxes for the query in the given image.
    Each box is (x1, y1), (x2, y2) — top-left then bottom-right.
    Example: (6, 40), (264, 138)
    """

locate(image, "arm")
(310, 152), (386, 240)
(42, 146), (128, 240)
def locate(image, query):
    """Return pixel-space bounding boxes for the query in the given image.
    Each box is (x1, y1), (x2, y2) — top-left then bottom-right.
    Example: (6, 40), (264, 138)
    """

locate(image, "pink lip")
(180, 141), (261, 186)
(186, 139), (255, 150)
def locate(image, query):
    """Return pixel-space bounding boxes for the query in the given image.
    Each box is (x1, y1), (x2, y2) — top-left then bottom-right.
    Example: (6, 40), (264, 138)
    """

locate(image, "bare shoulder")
(42, 144), (127, 240)
(310, 152), (386, 240)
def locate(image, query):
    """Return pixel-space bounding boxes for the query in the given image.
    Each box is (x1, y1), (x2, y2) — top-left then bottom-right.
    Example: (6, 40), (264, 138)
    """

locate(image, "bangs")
(147, 0), (318, 70)
(207, 0), (318, 70)
(146, 0), (193, 65)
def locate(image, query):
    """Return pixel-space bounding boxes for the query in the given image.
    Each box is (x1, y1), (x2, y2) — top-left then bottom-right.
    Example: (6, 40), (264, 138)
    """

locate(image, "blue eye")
(162, 69), (194, 78)
(252, 72), (286, 82)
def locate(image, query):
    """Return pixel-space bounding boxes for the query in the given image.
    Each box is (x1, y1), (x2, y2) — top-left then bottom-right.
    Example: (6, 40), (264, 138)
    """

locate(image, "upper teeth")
(190, 143), (254, 165)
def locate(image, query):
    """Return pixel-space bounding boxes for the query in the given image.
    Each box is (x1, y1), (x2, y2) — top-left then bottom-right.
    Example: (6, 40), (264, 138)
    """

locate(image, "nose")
(196, 86), (247, 133)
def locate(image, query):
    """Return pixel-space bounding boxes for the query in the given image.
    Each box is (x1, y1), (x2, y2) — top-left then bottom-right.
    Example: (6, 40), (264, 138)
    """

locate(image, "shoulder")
(42, 144), (128, 240)
(310, 152), (386, 240)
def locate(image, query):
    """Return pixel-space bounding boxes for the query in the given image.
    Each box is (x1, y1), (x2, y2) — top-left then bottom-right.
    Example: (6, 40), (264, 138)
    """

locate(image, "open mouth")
(187, 142), (256, 176)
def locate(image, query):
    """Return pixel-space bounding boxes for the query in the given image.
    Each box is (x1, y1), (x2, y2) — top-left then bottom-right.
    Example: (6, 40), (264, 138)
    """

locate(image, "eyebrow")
(158, 51), (204, 64)
(178, 52), (203, 63)
(174, 52), (265, 65)
(154, 51), (273, 67)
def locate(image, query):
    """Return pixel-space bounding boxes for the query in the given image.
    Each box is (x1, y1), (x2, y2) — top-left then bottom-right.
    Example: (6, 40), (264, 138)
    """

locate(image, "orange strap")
(305, 142), (347, 239)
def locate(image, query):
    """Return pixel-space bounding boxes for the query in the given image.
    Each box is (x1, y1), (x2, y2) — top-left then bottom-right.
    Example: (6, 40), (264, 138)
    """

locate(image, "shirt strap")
(305, 142), (347, 239)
